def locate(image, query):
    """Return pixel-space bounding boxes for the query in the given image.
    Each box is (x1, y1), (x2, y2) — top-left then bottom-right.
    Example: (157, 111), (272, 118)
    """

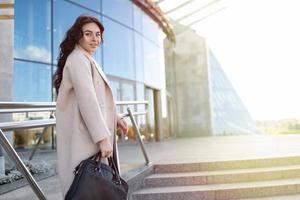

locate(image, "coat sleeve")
(66, 54), (111, 143)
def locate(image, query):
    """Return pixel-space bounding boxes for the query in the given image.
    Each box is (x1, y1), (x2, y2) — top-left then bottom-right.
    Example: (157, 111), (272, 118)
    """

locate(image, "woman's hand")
(117, 117), (128, 135)
(99, 137), (113, 158)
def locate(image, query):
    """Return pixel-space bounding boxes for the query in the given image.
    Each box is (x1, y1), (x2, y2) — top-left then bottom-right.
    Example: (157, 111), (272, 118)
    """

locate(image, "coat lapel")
(75, 45), (111, 88)
(91, 58), (109, 84)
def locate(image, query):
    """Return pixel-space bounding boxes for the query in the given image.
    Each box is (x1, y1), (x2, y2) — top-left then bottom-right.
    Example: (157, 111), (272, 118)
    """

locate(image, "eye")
(96, 33), (101, 37)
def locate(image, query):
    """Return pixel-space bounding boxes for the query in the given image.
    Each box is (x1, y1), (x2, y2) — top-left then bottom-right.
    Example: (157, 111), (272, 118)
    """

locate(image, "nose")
(92, 34), (97, 41)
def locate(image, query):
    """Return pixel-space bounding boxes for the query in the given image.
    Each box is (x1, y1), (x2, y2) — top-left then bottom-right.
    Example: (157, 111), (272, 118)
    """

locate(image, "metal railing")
(0, 101), (151, 200)
(116, 100), (151, 165)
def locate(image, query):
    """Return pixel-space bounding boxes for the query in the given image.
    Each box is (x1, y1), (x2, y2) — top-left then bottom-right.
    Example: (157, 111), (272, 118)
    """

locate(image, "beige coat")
(56, 45), (119, 196)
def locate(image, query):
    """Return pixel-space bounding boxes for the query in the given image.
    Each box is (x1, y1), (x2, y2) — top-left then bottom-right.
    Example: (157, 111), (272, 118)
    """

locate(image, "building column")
(0, 0), (14, 174)
(154, 90), (163, 141)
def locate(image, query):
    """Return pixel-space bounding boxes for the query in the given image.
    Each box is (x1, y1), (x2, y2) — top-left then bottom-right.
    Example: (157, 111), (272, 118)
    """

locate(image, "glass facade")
(13, 0), (167, 145)
(14, 0), (51, 63)
(209, 50), (259, 135)
(102, 16), (134, 79)
(13, 60), (52, 102)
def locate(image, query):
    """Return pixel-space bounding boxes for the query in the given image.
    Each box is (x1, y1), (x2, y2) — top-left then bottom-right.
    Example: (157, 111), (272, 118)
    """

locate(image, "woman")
(53, 15), (128, 196)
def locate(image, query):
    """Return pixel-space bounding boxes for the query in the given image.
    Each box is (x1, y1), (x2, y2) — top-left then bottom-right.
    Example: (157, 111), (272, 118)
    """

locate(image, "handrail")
(0, 102), (56, 108)
(0, 101), (151, 200)
(0, 101), (148, 107)
(126, 108), (151, 165)
(0, 129), (46, 200)
(0, 108), (56, 114)
(0, 119), (56, 131)
(115, 100), (148, 105)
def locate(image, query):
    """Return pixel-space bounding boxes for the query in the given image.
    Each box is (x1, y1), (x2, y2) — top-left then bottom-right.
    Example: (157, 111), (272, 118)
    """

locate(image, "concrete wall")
(0, 0), (14, 174)
(164, 22), (213, 137)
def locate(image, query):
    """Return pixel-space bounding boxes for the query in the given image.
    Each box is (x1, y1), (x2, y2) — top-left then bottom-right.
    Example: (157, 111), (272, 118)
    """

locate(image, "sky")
(190, 0), (300, 121)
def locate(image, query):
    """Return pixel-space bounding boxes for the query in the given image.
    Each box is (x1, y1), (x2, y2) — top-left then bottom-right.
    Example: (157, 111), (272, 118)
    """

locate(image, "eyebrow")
(83, 30), (101, 33)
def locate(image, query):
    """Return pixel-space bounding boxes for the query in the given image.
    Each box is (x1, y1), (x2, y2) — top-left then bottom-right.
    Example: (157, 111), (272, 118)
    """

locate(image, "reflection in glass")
(133, 5), (143, 32)
(142, 14), (159, 46)
(69, 0), (101, 12)
(135, 33), (144, 82)
(15, 0), (51, 63)
(102, 0), (133, 27)
(143, 38), (160, 88)
(103, 17), (134, 80)
(136, 83), (147, 139)
(13, 60), (52, 102)
(108, 79), (121, 113)
(209, 50), (258, 135)
(145, 87), (156, 141)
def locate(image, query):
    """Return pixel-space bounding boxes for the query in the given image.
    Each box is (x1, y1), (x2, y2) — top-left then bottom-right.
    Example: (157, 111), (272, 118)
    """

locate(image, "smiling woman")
(53, 15), (128, 197)
(78, 23), (102, 55)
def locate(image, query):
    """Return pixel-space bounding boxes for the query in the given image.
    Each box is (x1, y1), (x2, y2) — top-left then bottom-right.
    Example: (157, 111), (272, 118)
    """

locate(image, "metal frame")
(0, 101), (150, 199)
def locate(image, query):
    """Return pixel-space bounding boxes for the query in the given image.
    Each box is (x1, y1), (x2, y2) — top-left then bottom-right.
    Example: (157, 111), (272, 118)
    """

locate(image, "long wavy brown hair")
(53, 15), (104, 95)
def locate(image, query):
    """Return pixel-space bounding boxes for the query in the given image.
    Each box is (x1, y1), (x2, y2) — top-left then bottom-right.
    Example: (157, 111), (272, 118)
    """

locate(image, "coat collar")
(75, 45), (109, 85)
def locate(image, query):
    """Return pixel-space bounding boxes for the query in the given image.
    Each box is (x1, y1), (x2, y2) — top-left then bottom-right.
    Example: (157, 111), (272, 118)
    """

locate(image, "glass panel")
(102, 17), (134, 80)
(145, 87), (155, 141)
(108, 79), (121, 115)
(13, 60), (52, 102)
(52, 65), (57, 101)
(143, 38), (160, 88)
(133, 5), (143, 33)
(15, 0), (51, 63)
(102, 0), (133, 27)
(209, 50), (258, 135)
(142, 14), (159, 46)
(109, 79), (121, 101)
(136, 83), (148, 140)
(121, 82), (135, 141)
(134, 33), (144, 82)
(121, 82), (135, 101)
(53, 0), (102, 66)
(69, 0), (101, 12)
(158, 29), (166, 48)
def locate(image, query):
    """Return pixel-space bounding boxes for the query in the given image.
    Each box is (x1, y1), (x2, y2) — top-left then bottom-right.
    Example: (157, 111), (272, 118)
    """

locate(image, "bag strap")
(108, 157), (122, 183)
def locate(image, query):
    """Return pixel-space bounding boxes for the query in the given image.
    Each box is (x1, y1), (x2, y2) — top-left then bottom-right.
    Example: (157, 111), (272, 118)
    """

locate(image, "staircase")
(130, 156), (300, 200)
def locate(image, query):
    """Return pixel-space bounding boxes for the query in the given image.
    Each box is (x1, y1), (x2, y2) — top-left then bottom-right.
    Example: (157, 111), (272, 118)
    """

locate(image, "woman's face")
(78, 22), (102, 54)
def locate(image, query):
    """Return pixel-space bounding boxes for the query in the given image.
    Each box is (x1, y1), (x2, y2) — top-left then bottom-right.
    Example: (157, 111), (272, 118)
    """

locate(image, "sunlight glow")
(160, 0), (300, 121)
(192, 0), (300, 120)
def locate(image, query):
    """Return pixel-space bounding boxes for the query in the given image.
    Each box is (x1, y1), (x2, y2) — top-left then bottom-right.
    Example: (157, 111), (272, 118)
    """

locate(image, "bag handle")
(108, 157), (122, 184)
(92, 151), (121, 181)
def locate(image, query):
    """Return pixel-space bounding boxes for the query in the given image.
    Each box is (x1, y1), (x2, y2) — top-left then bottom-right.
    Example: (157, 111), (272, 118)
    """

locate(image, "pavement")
(2, 134), (300, 200)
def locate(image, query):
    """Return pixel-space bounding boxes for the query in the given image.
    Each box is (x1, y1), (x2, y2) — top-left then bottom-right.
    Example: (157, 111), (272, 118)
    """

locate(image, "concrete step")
(131, 178), (300, 200)
(154, 156), (300, 173)
(145, 164), (300, 187)
(237, 194), (300, 200)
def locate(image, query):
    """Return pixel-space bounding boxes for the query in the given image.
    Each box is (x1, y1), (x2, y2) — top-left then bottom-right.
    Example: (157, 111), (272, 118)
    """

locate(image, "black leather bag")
(65, 152), (128, 200)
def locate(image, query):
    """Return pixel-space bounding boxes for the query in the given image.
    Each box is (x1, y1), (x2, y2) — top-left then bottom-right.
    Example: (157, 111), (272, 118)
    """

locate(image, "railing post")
(127, 107), (151, 165)
(29, 113), (55, 161)
(29, 126), (50, 161)
(0, 129), (47, 200)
